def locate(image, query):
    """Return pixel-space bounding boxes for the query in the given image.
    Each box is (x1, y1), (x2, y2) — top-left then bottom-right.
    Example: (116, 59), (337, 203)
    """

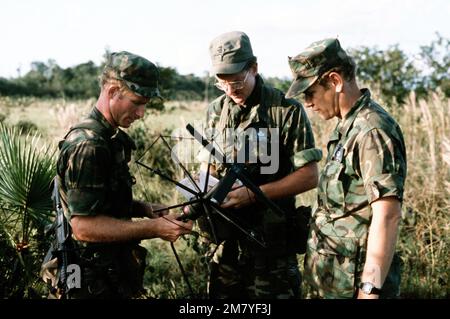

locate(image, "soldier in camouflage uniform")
(198, 31), (322, 299)
(56, 51), (192, 298)
(286, 39), (407, 299)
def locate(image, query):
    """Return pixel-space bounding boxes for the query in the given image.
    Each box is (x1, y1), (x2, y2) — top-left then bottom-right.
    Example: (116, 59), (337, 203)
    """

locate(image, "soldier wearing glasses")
(199, 31), (322, 298)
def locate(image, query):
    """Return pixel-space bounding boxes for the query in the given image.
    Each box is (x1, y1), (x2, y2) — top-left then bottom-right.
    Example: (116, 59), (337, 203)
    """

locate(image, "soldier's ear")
(107, 84), (121, 99)
(329, 72), (343, 93)
(251, 62), (258, 75)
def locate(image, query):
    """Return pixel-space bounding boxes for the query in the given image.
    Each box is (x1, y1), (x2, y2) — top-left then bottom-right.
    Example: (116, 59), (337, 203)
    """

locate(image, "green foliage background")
(0, 34), (448, 104)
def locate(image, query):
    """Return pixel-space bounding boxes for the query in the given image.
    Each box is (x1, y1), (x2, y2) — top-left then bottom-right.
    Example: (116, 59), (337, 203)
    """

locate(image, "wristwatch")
(359, 282), (382, 295)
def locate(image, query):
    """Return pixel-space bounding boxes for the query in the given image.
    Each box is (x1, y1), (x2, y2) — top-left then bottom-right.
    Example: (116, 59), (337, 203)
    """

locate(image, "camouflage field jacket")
(305, 89), (407, 298)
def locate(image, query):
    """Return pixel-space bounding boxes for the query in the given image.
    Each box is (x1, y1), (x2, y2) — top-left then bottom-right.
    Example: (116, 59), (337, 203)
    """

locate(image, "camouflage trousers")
(207, 240), (301, 299)
(65, 265), (149, 299)
(48, 244), (149, 299)
(305, 227), (402, 299)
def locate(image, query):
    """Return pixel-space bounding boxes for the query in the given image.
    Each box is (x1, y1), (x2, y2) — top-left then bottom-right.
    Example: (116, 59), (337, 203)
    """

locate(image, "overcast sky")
(1, 0), (448, 79)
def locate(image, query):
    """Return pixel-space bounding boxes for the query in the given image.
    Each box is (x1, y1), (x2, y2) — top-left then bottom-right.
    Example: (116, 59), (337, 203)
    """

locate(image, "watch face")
(361, 282), (375, 294)
(361, 282), (377, 295)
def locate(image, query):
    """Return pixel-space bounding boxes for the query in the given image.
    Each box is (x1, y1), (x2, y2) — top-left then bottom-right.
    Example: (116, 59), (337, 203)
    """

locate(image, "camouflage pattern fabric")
(63, 244), (148, 299)
(304, 89), (407, 299)
(58, 107), (136, 219)
(56, 106), (146, 299)
(106, 51), (161, 99)
(203, 75), (322, 298)
(286, 38), (353, 98)
(208, 240), (301, 299)
(205, 75), (322, 177)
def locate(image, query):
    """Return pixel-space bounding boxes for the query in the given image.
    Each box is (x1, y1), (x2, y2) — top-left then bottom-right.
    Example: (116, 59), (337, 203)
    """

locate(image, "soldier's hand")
(220, 186), (255, 209)
(151, 203), (170, 217)
(156, 213), (193, 242)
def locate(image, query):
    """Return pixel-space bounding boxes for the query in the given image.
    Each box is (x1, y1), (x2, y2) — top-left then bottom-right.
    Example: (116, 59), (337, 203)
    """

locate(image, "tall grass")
(0, 95), (448, 298)
(398, 92), (449, 298)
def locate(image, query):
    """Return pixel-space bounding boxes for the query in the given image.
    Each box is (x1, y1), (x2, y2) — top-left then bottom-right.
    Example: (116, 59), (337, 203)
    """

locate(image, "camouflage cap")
(209, 31), (255, 76)
(106, 51), (161, 98)
(286, 38), (351, 98)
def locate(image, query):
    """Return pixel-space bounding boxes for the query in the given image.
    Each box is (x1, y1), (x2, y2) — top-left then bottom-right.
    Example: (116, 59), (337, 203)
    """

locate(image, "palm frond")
(0, 124), (56, 231)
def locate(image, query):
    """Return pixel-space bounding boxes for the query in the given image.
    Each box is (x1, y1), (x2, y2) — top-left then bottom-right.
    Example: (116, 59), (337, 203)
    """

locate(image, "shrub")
(16, 120), (38, 134)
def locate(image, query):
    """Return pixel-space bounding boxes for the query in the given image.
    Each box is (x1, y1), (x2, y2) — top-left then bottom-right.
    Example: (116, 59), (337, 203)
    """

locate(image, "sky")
(0, 0), (449, 79)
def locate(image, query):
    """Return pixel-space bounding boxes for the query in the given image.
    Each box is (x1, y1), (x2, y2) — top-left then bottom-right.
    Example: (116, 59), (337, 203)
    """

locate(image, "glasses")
(214, 71), (249, 91)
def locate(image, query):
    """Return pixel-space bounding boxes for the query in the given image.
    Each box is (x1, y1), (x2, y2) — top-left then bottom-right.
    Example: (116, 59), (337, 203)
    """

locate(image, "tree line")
(0, 34), (448, 104)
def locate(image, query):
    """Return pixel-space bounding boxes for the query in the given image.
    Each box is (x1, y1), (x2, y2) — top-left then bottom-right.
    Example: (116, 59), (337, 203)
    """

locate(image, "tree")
(350, 45), (421, 104)
(419, 33), (450, 97)
(63, 61), (100, 98)
(264, 76), (291, 93)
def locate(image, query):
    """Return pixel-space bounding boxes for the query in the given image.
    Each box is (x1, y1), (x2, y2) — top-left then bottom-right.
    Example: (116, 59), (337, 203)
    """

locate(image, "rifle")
(52, 177), (72, 298)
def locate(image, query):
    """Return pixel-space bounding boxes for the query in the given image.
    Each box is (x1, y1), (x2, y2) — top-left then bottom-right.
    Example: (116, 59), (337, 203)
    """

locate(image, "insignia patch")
(332, 143), (344, 162)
